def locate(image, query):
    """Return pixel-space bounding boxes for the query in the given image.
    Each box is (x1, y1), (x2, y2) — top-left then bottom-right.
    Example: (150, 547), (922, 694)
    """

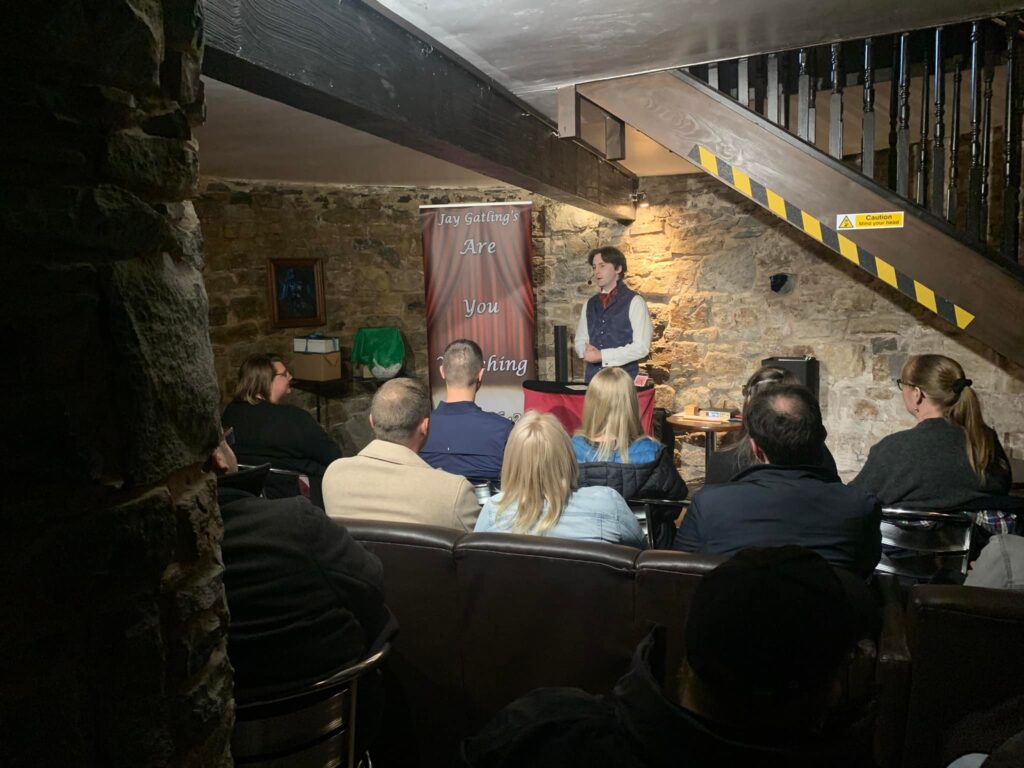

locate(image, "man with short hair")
(574, 245), (653, 383)
(322, 377), (481, 531)
(457, 546), (872, 767)
(673, 384), (881, 578)
(420, 339), (514, 481)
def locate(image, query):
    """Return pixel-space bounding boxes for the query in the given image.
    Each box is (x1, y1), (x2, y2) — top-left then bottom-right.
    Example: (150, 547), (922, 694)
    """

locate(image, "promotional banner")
(421, 202), (536, 420)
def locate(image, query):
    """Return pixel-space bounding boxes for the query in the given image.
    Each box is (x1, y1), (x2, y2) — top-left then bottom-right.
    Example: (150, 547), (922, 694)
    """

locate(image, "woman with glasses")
(222, 353), (342, 507)
(851, 354), (1011, 511)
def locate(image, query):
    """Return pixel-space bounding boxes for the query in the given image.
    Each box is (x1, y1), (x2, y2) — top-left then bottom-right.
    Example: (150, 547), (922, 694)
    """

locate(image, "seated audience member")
(674, 384), (881, 578)
(210, 431), (397, 696)
(419, 339), (514, 482)
(322, 377), (480, 531)
(222, 353), (343, 508)
(965, 534), (1024, 590)
(456, 546), (871, 768)
(474, 410), (644, 547)
(852, 354), (1012, 521)
(572, 367), (687, 501)
(706, 365), (837, 485)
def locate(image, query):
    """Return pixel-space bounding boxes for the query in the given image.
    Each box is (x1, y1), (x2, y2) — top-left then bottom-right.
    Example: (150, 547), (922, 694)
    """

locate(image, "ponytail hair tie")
(952, 377), (973, 394)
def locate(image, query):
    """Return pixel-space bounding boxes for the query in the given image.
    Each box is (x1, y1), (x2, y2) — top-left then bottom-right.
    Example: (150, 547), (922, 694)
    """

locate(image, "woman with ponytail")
(852, 354), (1011, 510)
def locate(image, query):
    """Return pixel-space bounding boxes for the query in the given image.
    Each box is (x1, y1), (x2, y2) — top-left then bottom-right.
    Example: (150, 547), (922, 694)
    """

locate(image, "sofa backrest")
(902, 584), (1024, 768)
(343, 519), (723, 767)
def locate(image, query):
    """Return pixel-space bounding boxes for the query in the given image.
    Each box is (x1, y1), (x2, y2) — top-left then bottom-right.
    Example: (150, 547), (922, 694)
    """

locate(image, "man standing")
(322, 378), (481, 531)
(420, 339), (514, 482)
(574, 246), (653, 384)
(673, 384), (882, 578)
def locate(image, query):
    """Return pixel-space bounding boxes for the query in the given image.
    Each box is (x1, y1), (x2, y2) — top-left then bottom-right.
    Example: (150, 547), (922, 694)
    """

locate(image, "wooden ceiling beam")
(203, 0), (635, 221)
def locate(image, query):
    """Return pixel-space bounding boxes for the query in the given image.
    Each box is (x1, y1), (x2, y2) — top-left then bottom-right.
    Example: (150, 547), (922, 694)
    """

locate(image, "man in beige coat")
(322, 377), (480, 531)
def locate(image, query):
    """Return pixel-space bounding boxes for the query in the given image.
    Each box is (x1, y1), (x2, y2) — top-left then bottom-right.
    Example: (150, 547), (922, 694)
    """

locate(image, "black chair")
(238, 463), (310, 500)
(628, 497), (687, 549)
(233, 644), (390, 768)
(875, 508), (973, 582)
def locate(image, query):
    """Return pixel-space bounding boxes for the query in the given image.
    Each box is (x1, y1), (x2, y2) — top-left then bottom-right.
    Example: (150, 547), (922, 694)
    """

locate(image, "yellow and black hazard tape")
(685, 144), (975, 330)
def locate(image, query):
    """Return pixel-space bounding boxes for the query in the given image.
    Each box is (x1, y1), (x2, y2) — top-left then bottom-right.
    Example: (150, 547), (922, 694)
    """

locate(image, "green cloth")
(351, 326), (405, 367)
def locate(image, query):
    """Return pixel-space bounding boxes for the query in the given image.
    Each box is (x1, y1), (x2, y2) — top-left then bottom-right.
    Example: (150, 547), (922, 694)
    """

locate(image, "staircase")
(563, 16), (1024, 366)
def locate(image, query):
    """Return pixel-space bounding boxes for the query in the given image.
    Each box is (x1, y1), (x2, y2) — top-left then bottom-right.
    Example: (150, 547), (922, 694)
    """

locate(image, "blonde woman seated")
(474, 411), (645, 548)
(852, 354), (1011, 515)
(571, 367), (687, 502)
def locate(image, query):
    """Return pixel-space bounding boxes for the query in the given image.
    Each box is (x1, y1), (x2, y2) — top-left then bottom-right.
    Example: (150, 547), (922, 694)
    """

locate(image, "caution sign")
(836, 211), (905, 230)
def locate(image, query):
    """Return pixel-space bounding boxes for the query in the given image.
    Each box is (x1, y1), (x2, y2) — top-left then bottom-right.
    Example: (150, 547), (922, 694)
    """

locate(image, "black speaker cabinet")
(760, 356), (820, 401)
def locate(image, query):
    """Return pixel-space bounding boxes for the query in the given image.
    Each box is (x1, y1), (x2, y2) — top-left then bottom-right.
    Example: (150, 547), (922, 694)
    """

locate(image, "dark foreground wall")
(0, 2), (233, 765)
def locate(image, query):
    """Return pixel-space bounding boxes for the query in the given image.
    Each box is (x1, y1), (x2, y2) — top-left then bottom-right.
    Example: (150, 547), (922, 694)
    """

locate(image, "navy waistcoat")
(585, 282), (638, 383)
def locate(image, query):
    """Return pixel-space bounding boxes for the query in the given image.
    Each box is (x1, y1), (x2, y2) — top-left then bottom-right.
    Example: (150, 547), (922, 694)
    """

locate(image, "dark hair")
(724, 366), (802, 467)
(744, 384), (824, 466)
(234, 353), (283, 404)
(586, 246), (627, 279)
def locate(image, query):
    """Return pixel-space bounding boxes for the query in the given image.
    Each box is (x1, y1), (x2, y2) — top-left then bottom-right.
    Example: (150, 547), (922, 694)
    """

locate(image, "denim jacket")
(474, 486), (645, 548)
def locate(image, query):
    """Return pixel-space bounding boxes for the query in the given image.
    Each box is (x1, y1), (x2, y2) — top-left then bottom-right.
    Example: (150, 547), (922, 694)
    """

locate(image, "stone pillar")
(1, 2), (232, 766)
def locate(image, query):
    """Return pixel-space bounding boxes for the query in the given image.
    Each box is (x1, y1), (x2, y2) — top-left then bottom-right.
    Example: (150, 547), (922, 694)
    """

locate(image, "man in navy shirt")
(573, 246), (653, 384)
(420, 339), (514, 482)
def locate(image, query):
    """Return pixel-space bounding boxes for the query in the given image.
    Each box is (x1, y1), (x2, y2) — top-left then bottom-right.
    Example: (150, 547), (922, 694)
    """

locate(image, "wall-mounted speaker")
(761, 355), (820, 401)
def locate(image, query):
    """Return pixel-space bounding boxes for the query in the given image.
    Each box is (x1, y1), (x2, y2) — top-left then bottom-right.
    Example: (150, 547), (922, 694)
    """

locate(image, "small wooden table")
(666, 415), (743, 471)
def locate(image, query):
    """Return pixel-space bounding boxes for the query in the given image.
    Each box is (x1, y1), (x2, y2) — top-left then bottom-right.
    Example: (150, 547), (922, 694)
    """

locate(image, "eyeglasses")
(274, 369), (293, 379)
(220, 427), (235, 446)
(894, 378), (917, 391)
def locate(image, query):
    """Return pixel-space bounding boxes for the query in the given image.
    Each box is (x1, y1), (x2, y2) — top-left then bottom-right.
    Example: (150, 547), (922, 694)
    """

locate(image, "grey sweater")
(851, 418), (1011, 510)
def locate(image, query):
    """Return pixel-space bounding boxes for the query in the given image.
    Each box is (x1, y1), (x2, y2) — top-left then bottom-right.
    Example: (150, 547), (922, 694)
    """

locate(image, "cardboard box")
(293, 335), (340, 353)
(290, 351), (341, 382)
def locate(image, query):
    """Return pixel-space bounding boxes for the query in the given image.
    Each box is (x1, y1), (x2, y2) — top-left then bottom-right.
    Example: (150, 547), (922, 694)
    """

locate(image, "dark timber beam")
(204, 0), (635, 222)
(579, 71), (1024, 366)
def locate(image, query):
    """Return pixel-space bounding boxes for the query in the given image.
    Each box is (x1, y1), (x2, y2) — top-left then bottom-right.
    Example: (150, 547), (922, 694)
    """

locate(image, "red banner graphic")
(421, 202), (536, 420)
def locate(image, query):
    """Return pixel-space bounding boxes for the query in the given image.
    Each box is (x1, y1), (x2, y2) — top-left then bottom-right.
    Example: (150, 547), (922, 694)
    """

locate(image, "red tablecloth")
(522, 380), (655, 434)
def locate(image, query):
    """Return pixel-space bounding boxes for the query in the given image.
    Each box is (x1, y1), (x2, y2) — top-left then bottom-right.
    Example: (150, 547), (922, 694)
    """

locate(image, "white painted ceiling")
(197, 0), (1019, 187)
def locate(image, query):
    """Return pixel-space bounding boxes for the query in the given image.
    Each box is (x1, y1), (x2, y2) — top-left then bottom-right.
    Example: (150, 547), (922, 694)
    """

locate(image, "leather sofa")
(344, 520), (897, 767)
(897, 584), (1024, 768)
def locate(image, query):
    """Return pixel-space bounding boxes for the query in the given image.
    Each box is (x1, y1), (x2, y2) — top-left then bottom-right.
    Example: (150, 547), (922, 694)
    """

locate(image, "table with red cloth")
(522, 380), (655, 434)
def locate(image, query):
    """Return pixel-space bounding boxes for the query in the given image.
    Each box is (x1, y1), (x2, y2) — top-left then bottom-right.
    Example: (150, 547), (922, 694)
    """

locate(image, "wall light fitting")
(630, 191), (650, 208)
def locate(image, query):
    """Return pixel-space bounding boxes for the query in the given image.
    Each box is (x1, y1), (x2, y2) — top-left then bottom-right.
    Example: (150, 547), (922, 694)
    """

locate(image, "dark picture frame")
(267, 258), (326, 328)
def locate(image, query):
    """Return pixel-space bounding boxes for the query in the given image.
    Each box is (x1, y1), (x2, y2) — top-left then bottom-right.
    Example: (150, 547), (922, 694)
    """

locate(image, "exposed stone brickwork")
(1, 1), (231, 765)
(197, 175), (1024, 481)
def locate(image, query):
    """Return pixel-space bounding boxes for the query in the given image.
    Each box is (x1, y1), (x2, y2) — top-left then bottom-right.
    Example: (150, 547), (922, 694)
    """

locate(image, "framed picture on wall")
(267, 257), (326, 328)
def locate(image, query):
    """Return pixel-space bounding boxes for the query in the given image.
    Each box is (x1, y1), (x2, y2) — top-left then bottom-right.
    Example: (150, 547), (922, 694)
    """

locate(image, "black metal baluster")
(808, 57), (817, 144)
(980, 59), (994, 241)
(767, 53), (780, 124)
(738, 57), (750, 108)
(916, 58), (930, 206)
(896, 33), (912, 196)
(888, 36), (900, 189)
(966, 22), (984, 240)
(753, 56), (766, 115)
(862, 39), (876, 177)
(1002, 18), (1021, 262)
(931, 28), (946, 216)
(947, 59), (962, 224)
(830, 43), (844, 158)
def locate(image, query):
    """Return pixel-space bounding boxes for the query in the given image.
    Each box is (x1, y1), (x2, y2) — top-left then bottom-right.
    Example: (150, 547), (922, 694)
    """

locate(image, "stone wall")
(197, 175), (1024, 480)
(1, 2), (232, 766)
